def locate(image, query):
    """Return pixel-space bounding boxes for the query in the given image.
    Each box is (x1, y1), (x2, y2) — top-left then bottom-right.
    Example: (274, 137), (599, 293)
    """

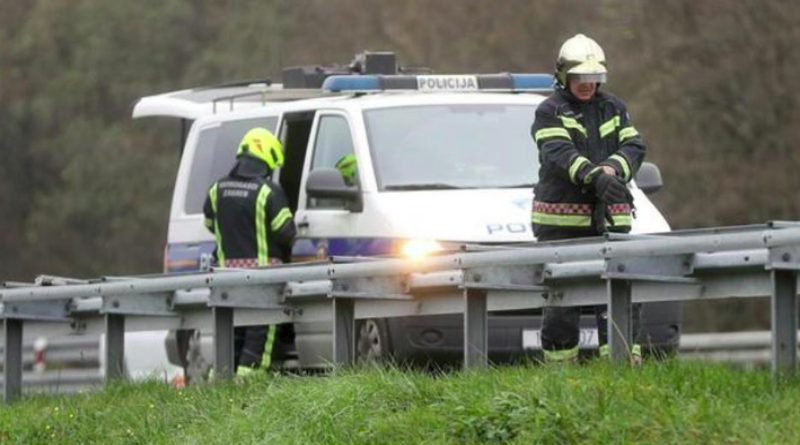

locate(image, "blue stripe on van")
(165, 238), (397, 272)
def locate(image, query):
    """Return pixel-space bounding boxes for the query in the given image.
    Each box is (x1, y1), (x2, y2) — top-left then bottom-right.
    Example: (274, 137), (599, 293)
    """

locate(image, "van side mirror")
(635, 162), (663, 195)
(306, 168), (363, 212)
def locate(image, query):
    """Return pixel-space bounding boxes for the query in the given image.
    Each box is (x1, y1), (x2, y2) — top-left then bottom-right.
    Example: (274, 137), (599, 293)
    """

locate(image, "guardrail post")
(332, 298), (356, 366)
(104, 314), (125, 381)
(607, 279), (632, 362)
(464, 288), (488, 369)
(771, 270), (798, 376)
(213, 307), (234, 379)
(3, 319), (23, 403)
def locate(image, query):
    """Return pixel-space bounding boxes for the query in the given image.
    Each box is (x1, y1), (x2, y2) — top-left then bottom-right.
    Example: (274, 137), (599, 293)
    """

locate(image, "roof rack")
(197, 78), (273, 90)
(210, 85), (339, 114)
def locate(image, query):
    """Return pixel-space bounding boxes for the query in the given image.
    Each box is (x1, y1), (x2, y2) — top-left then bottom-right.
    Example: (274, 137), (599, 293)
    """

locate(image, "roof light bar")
(322, 73), (554, 93)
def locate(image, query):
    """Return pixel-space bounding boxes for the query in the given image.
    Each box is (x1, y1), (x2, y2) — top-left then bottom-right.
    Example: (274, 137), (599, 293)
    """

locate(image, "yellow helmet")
(237, 128), (284, 169)
(555, 34), (607, 87)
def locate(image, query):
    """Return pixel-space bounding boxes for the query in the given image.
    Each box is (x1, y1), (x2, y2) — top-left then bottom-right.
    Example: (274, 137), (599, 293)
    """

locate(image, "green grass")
(1, 360), (799, 444)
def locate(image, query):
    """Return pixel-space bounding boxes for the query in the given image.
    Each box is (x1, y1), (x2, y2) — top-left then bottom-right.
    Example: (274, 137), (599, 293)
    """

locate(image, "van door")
(294, 112), (374, 259)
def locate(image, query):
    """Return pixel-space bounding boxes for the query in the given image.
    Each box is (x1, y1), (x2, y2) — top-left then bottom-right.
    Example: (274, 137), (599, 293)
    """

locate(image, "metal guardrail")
(2, 222), (800, 403)
(0, 336), (102, 394)
(680, 331), (800, 368)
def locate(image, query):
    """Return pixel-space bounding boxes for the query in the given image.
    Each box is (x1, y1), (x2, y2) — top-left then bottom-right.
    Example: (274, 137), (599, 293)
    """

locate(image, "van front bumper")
(386, 302), (682, 365)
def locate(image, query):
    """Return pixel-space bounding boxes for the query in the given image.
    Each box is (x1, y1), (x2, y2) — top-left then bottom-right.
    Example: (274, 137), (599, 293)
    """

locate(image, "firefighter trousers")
(535, 228), (642, 361)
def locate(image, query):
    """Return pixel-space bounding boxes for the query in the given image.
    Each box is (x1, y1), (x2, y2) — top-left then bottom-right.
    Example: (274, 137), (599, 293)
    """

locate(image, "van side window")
(184, 117), (278, 214)
(308, 115), (356, 209)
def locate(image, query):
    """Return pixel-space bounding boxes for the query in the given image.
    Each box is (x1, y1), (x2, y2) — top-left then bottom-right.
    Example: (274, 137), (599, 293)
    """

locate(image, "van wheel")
(357, 319), (391, 362)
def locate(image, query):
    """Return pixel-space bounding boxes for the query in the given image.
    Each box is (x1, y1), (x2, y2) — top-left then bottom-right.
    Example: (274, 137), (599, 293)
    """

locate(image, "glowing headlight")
(400, 239), (444, 259)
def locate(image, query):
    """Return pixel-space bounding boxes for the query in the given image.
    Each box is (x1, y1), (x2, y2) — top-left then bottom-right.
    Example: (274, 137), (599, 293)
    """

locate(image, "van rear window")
(184, 117), (278, 214)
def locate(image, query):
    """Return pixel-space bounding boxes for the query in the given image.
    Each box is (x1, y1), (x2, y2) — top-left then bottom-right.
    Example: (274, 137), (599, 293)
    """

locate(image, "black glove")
(591, 173), (633, 204)
(593, 201), (616, 234)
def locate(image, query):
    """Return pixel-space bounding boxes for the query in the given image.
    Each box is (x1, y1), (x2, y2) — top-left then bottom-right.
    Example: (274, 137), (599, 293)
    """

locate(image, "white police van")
(133, 53), (678, 376)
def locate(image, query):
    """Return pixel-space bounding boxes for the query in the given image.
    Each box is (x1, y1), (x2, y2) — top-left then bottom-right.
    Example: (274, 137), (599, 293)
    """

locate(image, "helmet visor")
(567, 73), (607, 84)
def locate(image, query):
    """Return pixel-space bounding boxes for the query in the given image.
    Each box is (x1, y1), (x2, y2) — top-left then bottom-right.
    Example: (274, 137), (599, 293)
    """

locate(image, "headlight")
(400, 239), (444, 259)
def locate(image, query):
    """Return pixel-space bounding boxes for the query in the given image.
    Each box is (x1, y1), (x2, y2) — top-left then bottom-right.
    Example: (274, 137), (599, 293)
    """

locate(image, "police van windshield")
(364, 104), (539, 190)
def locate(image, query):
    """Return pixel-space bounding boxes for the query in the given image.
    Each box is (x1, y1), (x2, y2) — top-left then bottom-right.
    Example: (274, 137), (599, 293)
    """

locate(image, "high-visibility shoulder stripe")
(209, 183), (225, 264)
(255, 185), (272, 266)
(271, 207), (293, 232)
(534, 127), (571, 142)
(204, 217), (214, 230)
(559, 116), (587, 137)
(531, 212), (592, 227)
(608, 154), (631, 182)
(568, 156), (590, 184)
(619, 126), (639, 143)
(209, 183), (219, 212)
(599, 115), (621, 138)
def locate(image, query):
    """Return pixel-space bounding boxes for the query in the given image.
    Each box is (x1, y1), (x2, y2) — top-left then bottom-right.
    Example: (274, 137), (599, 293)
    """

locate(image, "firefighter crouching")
(531, 34), (645, 363)
(203, 128), (297, 376)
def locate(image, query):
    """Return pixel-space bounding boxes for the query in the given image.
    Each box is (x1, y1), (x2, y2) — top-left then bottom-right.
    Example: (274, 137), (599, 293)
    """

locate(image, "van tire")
(356, 319), (391, 362)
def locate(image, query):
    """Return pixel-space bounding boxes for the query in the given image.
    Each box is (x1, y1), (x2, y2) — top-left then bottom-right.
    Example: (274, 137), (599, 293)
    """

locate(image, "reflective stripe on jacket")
(530, 88), (645, 232)
(203, 164), (296, 265)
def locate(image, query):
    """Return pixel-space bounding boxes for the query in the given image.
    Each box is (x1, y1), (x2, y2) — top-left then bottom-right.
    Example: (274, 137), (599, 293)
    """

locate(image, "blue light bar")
(322, 73), (555, 93)
(510, 74), (555, 91)
(322, 75), (381, 92)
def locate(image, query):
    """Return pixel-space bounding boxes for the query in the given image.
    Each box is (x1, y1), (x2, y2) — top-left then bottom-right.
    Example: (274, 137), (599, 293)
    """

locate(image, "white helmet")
(555, 34), (607, 87)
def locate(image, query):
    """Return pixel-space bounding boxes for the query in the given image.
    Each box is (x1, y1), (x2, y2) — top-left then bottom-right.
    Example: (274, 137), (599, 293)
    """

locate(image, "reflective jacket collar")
(230, 156), (271, 180)
(556, 85), (601, 106)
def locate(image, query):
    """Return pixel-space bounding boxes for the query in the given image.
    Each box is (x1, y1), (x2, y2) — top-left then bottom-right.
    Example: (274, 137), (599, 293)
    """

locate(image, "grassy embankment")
(1, 360), (798, 444)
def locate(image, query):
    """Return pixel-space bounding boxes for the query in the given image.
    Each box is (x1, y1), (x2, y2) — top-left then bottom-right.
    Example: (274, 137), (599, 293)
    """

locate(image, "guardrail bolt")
(112, 300), (120, 309)
(221, 292), (229, 301)
(11, 305), (18, 313)
(782, 253), (792, 262)
(617, 264), (626, 273)
(473, 273), (482, 283)
(341, 284), (350, 292)
(541, 292), (549, 299)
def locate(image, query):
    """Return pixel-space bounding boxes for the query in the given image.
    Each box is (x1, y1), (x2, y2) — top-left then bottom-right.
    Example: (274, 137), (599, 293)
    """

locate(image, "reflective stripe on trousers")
(225, 258), (282, 375)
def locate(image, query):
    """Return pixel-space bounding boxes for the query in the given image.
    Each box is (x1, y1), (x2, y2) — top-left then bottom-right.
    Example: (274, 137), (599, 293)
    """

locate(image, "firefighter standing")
(531, 34), (645, 363)
(203, 128), (297, 376)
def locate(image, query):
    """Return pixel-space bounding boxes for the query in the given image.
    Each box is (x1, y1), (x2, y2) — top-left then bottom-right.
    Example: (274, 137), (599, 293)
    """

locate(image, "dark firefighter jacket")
(530, 87), (646, 233)
(203, 157), (296, 266)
